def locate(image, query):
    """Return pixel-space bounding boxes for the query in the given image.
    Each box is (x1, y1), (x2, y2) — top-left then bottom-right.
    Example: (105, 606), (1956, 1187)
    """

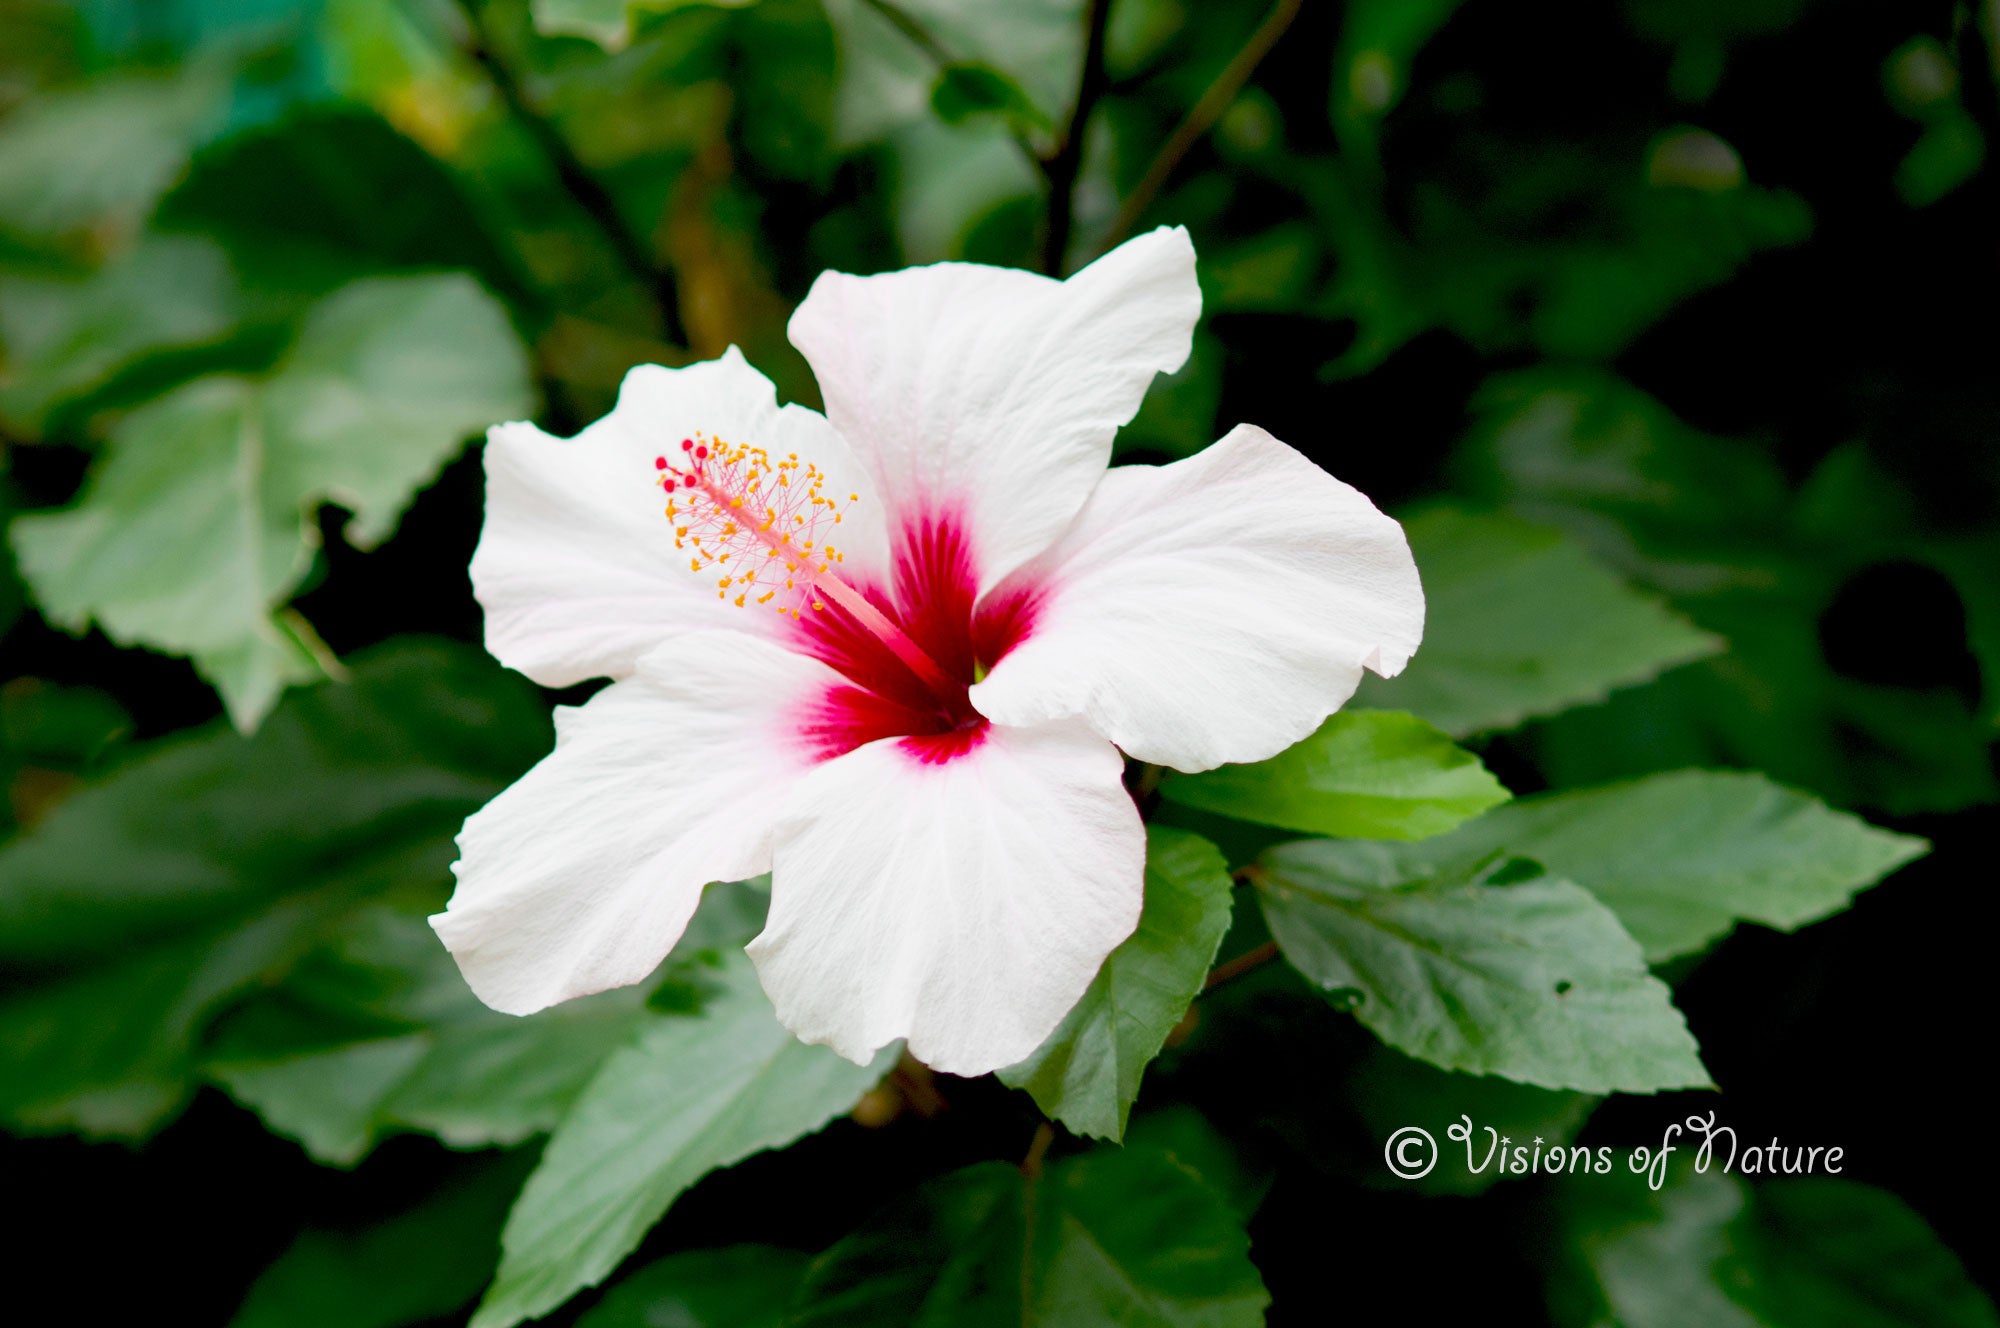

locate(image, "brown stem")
(1096, 0), (1304, 256)
(453, 0), (686, 345)
(857, 0), (954, 67)
(1202, 940), (1280, 993)
(1039, 0), (1115, 275)
(1020, 1119), (1057, 1176)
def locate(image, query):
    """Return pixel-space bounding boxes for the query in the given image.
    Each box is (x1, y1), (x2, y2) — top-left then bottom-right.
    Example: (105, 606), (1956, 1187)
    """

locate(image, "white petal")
(787, 227), (1199, 591)
(472, 348), (887, 687)
(969, 425), (1425, 772)
(748, 720), (1145, 1076)
(433, 630), (841, 1016)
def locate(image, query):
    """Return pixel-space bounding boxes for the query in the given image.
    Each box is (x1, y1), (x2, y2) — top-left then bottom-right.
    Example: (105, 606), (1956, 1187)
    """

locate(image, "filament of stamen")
(656, 435), (958, 701)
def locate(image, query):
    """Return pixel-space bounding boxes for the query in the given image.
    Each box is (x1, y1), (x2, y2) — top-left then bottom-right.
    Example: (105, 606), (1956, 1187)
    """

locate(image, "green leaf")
(1457, 371), (1999, 814)
(820, 0), (1085, 148)
(229, 1153), (533, 1328)
(1551, 1164), (1999, 1328)
(1162, 709), (1511, 839)
(472, 950), (894, 1328)
(1734, 1180), (2000, 1327)
(1313, 134), (1811, 373)
(0, 233), (237, 433)
(0, 639), (548, 1137)
(1332, 0), (1466, 145)
(531, 0), (755, 50)
(157, 110), (527, 300)
(998, 827), (1235, 1140)
(1123, 1106), (1273, 1223)
(1433, 770), (1927, 962)
(578, 1247), (809, 1328)
(1354, 509), (1723, 736)
(0, 63), (230, 240)
(10, 273), (533, 728)
(789, 1148), (1269, 1327)
(1256, 839), (1709, 1093)
(204, 907), (653, 1165)
(930, 63), (1051, 133)
(0, 676), (131, 834)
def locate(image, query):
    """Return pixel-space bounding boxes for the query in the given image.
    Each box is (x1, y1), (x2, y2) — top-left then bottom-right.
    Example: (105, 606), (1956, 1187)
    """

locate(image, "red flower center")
(656, 437), (1039, 765)
(792, 509), (1041, 765)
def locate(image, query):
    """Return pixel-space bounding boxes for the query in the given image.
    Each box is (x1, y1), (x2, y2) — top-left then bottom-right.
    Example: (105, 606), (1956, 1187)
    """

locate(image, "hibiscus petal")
(433, 630), (841, 1016)
(748, 720), (1145, 1076)
(968, 425), (1425, 772)
(473, 348), (888, 687)
(787, 227), (1199, 591)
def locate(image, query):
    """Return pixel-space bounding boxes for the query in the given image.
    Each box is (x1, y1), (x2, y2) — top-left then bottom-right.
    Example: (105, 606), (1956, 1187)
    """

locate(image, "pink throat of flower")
(656, 436), (959, 704)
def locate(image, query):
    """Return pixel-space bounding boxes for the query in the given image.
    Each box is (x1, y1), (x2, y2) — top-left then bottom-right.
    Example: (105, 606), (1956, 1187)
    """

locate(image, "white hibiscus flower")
(431, 228), (1424, 1076)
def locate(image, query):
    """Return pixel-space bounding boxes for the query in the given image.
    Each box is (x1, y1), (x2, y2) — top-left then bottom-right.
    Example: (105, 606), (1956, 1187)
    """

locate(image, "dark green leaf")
(1162, 709), (1510, 840)
(1433, 770), (1927, 962)
(229, 1153), (533, 1328)
(1734, 1179), (2000, 1327)
(1459, 372), (1999, 814)
(204, 907), (652, 1165)
(930, 63), (1050, 133)
(472, 950), (894, 1328)
(1331, 0), (1467, 147)
(789, 1148), (1269, 1327)
(1257, 839), (1709, 1093)
(1354, 509), (1722, 736)
(1123, 1105), (1273, 1223)
(579, 1246), (809, 1328)
(1551, 1163), (1999, 1328)
(998, 827), (1234, 1140)
(0, 639), (547, 1137)
(157, 109), (527, 300)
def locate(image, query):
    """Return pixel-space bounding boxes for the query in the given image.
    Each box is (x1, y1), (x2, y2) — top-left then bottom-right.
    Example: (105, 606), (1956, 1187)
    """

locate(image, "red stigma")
(694, 445), (709, 460)
(681, 439), (694, 452)
(654, 456), (668, 470)
(662, 479), (676, 492)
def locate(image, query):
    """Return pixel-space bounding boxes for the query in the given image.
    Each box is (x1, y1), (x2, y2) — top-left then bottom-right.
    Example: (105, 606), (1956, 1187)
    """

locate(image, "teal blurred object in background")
(1, 0), (1996, 1324)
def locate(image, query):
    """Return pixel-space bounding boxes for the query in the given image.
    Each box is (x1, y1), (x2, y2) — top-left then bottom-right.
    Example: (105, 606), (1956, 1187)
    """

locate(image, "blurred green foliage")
(2, 0), (1996, 1324)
